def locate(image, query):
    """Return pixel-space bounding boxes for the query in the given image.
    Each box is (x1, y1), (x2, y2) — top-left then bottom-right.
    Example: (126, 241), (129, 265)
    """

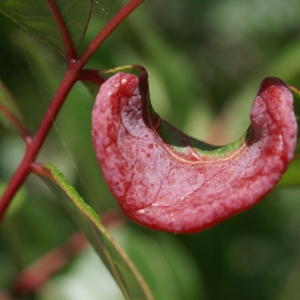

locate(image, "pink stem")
(79, 69), (106, 86)
(45, 0), (77, 62)
(9, 210), (124, 297)
(0, 69), (77, 221)
(0, 0), (145, 222)
(12, 231), (88, 297)
(77, 0), (145, 69)
(0, 104), (32, 146)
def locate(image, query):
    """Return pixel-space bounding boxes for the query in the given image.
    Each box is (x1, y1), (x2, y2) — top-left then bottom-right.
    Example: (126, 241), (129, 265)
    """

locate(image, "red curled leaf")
(92, 68), (297, 233)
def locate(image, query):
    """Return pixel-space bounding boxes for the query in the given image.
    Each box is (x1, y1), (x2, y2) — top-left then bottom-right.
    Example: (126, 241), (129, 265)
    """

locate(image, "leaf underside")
(0, 0), (92, 55)
(37, 163), (154, 300)
(92, 67), (298, 233)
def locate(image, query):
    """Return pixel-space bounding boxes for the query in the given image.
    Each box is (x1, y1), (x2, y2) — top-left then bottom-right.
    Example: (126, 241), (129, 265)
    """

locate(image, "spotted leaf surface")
(92, 69), (297, 233)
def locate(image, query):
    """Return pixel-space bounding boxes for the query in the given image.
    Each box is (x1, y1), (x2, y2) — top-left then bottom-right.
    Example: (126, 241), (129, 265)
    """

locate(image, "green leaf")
(122, 229), (204, 300)
(0, 181), (27, 216)
(277, 86), (300, 187)
(277, 158), (300, 187)
(0, 80), (30, 138)
(36, 163), (154, 300)
(0, 0), (92, 55)
(290, 86), (300, 155)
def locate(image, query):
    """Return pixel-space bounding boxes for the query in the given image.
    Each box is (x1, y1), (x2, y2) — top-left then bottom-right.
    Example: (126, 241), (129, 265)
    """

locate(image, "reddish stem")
(45, 0), (77, 62)
(0, 291), (12, 300)
(0, 69), (77, 221)
(10, 210), (124, 297)
(11, 231), (88, 297)
(0, 0), (145, 221)
(0, 104), (32, 146)
(79, 69), (106, 86)
(77, 0), (145, 69)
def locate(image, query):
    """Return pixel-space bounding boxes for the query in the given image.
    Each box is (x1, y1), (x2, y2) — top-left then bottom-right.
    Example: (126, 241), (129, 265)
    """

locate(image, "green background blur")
(1, 0), (300, 299)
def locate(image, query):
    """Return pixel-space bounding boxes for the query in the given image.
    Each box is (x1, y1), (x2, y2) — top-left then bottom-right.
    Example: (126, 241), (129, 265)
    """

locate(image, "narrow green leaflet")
(0, 80), (30, 138)
(37, 163), (154, 300)
(0, 0), (92, 55)
(277, 86), (300, 187)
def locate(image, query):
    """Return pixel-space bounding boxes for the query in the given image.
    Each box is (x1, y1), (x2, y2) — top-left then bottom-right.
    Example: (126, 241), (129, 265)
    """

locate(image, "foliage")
(0, 0), (300, 299)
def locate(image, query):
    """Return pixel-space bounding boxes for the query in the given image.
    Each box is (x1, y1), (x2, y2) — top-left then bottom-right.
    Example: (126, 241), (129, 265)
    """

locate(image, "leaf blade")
(36, 163), (154, 300)
(0, 0), (92, 55)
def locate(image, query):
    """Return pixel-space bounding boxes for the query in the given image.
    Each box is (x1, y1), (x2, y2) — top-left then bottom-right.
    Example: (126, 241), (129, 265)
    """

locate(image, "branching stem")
(0, 0), (145, 222)
(77, 0), (145, 69)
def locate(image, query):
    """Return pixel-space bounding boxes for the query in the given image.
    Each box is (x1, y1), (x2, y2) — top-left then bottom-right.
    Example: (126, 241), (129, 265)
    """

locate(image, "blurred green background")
(1, 0), (300, 299)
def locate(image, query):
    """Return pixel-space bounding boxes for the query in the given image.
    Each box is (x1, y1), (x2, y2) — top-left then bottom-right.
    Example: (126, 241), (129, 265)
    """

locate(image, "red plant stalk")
(10, 210), (124, 297)
(11, 231), (88, 297)
(45, 0), (77, 62)
(0, 0), (145, 222)
(0, 105), (31, 144)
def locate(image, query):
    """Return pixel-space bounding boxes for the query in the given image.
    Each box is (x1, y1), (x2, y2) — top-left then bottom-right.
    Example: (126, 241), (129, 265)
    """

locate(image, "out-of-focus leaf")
(208, 40), (300, 145)
(290, 86), (300, 154)
(277, 158), (300, 187)
(120, 228), (204, 300)
(0, 80), (30, 138)
(127, 8), (206, 129)
(40, 246), (125, 300)
(278, 85), (300, 187)
(0, 181), (27, 215)
(0, 0), (92, 55)
(12, 29), (63, 91)
(36, 163), (154, 300)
